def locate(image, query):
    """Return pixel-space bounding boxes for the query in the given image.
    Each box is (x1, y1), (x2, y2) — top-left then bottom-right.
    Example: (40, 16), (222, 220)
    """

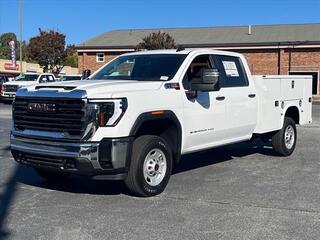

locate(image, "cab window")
(183, 55), (215, 89)
(212, 55), (249, 87)
(47, 75), (55, 82)
(39, 75), (48, 83)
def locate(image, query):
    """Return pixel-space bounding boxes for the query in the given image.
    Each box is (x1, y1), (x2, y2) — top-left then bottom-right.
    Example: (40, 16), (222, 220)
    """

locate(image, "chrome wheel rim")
(143, 148), (167, 186)
(284, 125), (295, 149)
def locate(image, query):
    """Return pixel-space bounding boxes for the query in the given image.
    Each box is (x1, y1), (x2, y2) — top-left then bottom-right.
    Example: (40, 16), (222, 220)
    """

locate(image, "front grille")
(4, 85), (18, 92)
(12, 150), (76, 169)
(13, 97), (86, 137)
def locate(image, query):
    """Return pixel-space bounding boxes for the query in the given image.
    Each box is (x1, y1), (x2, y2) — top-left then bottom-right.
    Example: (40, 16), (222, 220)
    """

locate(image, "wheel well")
(134, 118), (181, 164)
(285, 106), (300, 124)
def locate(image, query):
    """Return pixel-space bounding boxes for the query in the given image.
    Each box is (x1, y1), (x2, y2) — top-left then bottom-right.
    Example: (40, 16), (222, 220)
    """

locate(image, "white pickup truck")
(11, 49), (312, 197)
(1, 72), (56, 101)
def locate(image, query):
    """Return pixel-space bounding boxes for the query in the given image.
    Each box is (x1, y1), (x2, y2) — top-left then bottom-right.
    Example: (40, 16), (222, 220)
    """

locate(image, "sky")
(0, 0), (319, 45)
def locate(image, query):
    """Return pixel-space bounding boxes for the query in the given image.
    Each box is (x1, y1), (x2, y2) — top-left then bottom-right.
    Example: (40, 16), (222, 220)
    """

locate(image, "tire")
(272, 117), (297, 156)
(124, 135), (173, 197)
(34, 168), (70, 181)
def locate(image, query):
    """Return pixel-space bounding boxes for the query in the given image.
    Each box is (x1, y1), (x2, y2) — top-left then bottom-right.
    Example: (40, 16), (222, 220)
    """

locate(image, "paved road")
(0, 103), (319, 240)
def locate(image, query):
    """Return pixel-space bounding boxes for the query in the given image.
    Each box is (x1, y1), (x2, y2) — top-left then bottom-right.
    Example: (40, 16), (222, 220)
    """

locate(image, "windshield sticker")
(222, 61), (239, 77)
(160, 76), (169, 80)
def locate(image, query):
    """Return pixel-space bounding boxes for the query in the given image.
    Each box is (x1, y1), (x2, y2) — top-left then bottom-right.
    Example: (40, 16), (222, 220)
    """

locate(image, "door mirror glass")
(190, 68), (219, 92)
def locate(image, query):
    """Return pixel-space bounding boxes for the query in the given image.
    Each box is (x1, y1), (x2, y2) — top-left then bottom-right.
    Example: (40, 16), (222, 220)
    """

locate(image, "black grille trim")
(13, 97), (86, 137)
(13, 151), (76, 169)
(4, 85), (19, 92)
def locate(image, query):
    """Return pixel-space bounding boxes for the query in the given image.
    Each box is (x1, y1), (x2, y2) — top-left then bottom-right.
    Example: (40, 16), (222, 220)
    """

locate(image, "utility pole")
(19, 0), (22, 74)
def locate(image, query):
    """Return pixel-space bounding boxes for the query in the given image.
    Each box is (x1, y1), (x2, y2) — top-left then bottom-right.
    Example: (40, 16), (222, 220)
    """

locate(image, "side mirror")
(190, 68), (219, 92)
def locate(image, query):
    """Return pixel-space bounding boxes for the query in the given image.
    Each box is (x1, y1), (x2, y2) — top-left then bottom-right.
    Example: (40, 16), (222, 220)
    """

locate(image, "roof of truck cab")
(122, 49), (243, 57)
(122, 49), (190, 55)
(24, 72), (39, 75)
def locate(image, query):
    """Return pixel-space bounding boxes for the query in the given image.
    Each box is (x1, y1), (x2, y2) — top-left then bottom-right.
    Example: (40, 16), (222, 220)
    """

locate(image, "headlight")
(88, 98), (127, 127)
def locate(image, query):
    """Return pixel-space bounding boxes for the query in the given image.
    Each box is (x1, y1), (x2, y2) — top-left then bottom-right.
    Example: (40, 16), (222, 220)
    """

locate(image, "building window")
(96, 53), (105, 63)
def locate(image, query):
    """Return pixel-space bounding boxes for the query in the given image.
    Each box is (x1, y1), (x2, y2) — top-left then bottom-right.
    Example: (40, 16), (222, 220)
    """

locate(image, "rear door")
(212, 55), (257, 141)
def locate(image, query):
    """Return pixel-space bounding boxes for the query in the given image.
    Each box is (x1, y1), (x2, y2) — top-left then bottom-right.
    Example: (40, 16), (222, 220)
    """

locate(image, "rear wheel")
(125, 135), (172, 197)
(272, 117), (297, 156)
(34, 168), (70, 181)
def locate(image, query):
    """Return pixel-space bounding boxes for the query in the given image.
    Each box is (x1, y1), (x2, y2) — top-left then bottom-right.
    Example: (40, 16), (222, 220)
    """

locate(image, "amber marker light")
(151, 111), (164, 115)
(98, 112), (107, 126)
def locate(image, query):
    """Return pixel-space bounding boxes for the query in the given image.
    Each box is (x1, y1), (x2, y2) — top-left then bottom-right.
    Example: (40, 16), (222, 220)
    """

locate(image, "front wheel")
(272, 117), (297, 156)
(125, 135), (173, 197)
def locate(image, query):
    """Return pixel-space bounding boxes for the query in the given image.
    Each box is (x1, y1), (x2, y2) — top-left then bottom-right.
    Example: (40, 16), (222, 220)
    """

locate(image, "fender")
(280, 103), (300, 127)
(129, 110), (183, 163)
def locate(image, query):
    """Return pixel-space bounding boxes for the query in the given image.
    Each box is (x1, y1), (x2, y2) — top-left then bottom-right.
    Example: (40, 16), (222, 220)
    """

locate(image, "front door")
(181, 54), (228, 153)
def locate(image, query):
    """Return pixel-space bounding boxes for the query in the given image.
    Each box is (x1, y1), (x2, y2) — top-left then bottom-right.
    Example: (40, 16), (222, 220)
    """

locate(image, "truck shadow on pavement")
(173, 139), (277, 174)
(17, 167), (128, 195)
(0, 139), (276, 238)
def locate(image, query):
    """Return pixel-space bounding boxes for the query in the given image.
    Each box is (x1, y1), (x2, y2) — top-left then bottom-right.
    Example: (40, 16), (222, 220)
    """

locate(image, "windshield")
(15, 74), (39, 81)
(91, 54), (187, 81)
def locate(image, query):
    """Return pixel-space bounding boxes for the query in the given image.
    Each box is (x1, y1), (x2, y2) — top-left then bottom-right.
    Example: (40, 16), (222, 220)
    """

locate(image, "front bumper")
(11, 133), (132, 180)
(1, 92), (16, 100)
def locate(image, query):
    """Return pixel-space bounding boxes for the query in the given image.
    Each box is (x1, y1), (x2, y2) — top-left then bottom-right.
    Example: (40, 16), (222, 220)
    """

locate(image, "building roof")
(77, 23), (320, 49)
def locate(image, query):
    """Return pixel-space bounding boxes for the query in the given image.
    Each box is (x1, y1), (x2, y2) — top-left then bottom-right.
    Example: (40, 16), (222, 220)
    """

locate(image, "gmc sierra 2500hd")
(11, 49), (312, 197)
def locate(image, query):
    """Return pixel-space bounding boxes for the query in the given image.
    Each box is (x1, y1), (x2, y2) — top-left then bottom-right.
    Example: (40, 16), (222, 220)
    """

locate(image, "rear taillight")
(0, 85), (3, 94)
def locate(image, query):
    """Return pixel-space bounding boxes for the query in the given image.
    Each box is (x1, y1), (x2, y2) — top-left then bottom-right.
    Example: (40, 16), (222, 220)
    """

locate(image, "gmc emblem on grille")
(27, 103), (56, 113)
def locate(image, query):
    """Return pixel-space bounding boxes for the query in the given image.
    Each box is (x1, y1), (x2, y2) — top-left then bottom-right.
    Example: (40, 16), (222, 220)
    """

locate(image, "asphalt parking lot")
(0, 103), (319, 240)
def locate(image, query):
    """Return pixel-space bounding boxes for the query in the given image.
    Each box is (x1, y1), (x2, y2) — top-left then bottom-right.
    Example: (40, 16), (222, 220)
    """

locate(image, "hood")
(4, 81), (37, 87)
(23, 80), (164, 98)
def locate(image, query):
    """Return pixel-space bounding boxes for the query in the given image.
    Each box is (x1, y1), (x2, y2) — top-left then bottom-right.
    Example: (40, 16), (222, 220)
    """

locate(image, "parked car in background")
(59, 75), (82, 81)
(0, 75), (10, 101)
(1, 73), (56, 102)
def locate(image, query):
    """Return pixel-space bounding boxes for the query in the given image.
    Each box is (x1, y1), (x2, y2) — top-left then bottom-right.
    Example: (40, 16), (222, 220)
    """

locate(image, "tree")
(27, 29), (67, 74)
(0, 32), (17, 59)
(65, 44), (76, 56)
(63, 44), (78, 68)
(136, 31), (176, 50)
(0, 32), (29, 62)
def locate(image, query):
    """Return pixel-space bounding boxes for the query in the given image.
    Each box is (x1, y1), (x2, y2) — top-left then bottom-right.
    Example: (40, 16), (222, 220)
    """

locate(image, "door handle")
(248, 94), (256, 98)
(216, 96), (225, 101)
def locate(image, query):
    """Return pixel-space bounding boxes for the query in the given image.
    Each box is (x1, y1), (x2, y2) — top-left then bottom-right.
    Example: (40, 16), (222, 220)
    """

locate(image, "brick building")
(77, 23), (320, 95)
